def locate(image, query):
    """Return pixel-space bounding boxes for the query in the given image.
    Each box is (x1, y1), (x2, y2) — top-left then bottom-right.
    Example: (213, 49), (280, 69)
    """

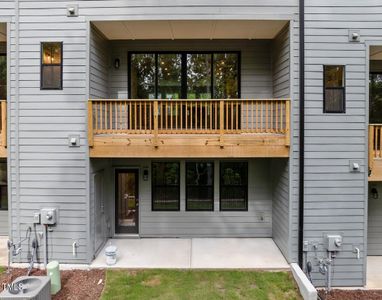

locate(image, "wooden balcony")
(0, 100), (6, 158)
(88, 99), (290, 158)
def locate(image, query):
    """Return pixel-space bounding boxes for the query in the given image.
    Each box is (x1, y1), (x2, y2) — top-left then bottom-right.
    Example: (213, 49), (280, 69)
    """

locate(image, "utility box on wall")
(325, 234), (342, 252)
(40, 208), (57, 225)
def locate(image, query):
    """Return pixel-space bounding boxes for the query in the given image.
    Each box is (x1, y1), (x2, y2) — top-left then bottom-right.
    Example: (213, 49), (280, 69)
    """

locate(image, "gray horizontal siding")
(109, 39), (274, 100)
(0, 210), (8, 236)
(272, 159), (290, 262)
(92, 158), (274, 238)
(9, 0), (299, 264)
(368, 183), (382, 256)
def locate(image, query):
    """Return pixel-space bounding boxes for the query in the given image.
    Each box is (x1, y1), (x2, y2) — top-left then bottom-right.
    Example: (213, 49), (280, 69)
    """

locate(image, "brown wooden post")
(219, 100), (224, 148)
(88, 100), (94, 147)
(154, 100), (159, 147)
(285, 100), (290, 146)
(1, 101), (6, 147)
(369, 125), (374, 174)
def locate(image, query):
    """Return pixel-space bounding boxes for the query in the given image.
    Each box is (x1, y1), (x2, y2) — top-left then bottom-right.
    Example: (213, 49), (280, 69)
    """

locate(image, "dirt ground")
(319, 289), (382, 300)
(0, 268), (105, 300)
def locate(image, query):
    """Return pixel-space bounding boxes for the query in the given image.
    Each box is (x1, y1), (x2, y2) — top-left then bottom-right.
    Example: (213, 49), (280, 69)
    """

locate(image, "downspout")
(298, 0), (305, 268)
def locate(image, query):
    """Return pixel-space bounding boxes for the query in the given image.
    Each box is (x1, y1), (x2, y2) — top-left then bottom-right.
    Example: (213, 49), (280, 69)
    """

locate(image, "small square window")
(324, 65), (345, 113)
(41, 42), (63, 90)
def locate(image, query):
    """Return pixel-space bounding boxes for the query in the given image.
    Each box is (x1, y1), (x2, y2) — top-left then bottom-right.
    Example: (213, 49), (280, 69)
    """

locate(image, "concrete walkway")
(91, 238), (289, 270)
(367, 256), (382, 289)
(0, 236), (8, 267)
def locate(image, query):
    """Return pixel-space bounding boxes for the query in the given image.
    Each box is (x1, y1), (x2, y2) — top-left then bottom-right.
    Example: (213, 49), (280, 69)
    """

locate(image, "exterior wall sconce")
(143, 168), (149, 181)
(114, 58), (120, 69)
(371, 187), (379, 199)
(66, 5), (79, 17)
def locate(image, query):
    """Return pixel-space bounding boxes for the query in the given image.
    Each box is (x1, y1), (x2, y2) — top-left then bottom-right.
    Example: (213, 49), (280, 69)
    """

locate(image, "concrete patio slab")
(191, 238), (289, 269)
(91, 238), (289, 270)
(0, 236), (8, 267)
(92, 238), (191, 269)
(367, 256), (382, 289)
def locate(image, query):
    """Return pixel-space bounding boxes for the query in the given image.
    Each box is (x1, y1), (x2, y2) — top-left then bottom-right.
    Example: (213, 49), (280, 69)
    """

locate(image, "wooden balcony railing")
(369, 125), (382, 175)
(88, 99), (290, 158)
(0, 100), (6, 152)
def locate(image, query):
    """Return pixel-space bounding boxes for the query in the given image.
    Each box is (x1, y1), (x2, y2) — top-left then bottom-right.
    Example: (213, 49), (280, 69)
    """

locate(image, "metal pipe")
(298, 0), (306, 268)
(43, 225), (48, 268)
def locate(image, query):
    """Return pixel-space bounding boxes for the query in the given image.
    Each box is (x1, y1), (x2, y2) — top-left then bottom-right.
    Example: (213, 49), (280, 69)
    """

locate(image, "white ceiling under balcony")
(0, 24), (6, 42)
(93, 20), (288, 40)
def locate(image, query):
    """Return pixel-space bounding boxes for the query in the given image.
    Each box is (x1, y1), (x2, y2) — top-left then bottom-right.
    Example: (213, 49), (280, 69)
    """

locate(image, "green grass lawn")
(101, 270), (301, 300)
(0, 266), (4, 274)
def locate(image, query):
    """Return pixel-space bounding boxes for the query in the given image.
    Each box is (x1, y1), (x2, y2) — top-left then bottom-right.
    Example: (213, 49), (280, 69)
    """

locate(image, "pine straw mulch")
(0, 268), (105, 300)
(318, 289), (382, 300)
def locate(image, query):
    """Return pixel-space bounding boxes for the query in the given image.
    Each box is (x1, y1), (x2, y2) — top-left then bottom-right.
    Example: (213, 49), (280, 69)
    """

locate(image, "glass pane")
(130, 54), (156, 99)
(117, 172), (137, 230)
(213, 53), (239, 99)
(325, 66), (344, 88)
(187, 54), (211, 99)
(42, 42), (62, 65)
(221, 162), (247, 186)
(370, 73), (382, 123)
(0, 55), (6, 99)
(158, 54), (182, 99)
(42, 65), (62, 89)
(186, 162), (214, 211)
(152, 162), (180, 211)
(325, 89), (344, 112)
(220, 162), (247, 211)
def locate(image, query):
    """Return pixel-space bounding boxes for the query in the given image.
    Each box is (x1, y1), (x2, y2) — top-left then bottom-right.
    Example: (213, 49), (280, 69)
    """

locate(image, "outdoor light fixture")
(371, 187), (379, 200)
(114, 58), (120, 69)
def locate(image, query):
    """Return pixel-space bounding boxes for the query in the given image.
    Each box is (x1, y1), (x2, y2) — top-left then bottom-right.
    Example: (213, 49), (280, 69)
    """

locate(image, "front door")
(115, 169), (139, 234)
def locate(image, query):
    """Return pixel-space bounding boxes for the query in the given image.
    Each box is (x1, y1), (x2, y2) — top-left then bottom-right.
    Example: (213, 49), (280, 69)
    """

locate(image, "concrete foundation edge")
(290, 263), (317, 300)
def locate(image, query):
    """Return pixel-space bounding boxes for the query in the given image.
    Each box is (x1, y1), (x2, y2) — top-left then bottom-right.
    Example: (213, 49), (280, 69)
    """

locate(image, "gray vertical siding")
(109, 39), (274, 100)
(7, 0), (300, 264)
(272, 159), (290, 261)
(89, 26), (109, 99)
(272, 25), (290, 98)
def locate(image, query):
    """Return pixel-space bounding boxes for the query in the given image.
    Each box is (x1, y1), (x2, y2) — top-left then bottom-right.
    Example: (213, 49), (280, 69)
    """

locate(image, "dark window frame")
(40, 42), (63, 90)
(219, 161), (248, 212)
(0, 53), (6, 100)
(0, 161), (7, 211)
(151, 161), (181, 212)
(370, 72), (382, 124)
(323, 65), (346, 113)
(128, 51), (241, 99)
(185, 161), (214, 212)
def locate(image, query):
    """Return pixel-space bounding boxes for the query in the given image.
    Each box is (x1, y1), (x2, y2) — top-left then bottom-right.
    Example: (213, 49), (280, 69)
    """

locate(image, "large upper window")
(129, 52), (240, 99)
(220, 162), (248, 211)
(323, 65), (345, 113)
(186, 162), (214, 211)
(41, 42), (63, 90)
(152, 162), (180, 211)
(0, 54), (6, 99)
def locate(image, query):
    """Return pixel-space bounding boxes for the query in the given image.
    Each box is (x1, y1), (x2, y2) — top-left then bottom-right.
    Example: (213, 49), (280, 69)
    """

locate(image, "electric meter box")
(325, 234), (342, 252)
(40, 208), (57, 225)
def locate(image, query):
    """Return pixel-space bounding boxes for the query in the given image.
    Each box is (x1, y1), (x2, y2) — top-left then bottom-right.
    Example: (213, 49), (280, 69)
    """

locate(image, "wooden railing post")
(285, 100), (290, 146)
(88, 100), (94, 147)
(219, 100), (224, 148)
(369, 125), (374, 174)
(154, 100), (159, 147)
(1, 101), (6, 147)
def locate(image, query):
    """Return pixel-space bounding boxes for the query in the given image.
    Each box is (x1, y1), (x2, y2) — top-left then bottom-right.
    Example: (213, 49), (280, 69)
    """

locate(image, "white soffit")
(0, 24), (6, 42)
(93, 20), (288, 40)
(371, 46), (382, 60)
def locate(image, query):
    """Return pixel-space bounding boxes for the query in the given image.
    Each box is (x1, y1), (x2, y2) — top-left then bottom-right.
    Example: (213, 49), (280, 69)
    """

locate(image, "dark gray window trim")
(323, 65), (346, 114)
